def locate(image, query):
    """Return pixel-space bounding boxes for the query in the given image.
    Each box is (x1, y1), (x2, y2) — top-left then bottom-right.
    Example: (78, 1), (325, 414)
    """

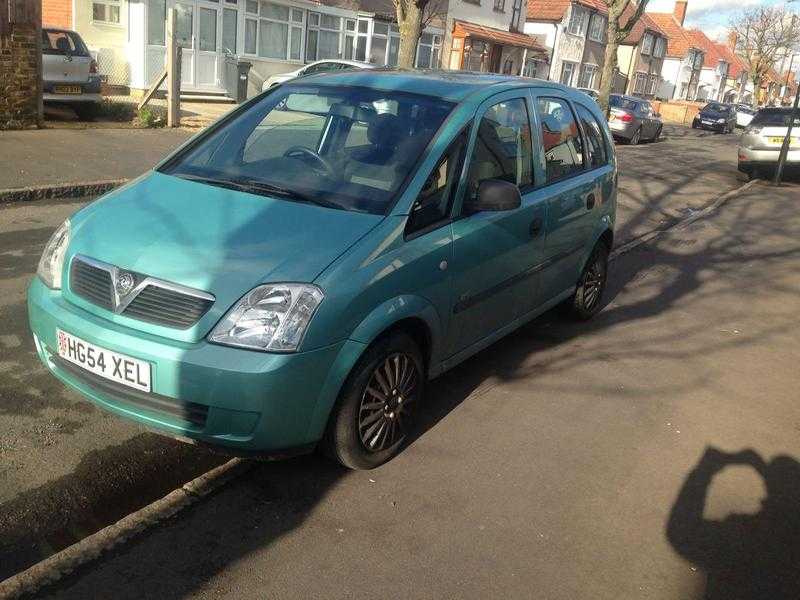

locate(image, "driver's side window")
(406, 131), (467, 236)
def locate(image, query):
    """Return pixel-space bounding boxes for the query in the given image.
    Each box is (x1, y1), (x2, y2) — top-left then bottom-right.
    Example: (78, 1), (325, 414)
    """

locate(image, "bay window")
(641, 32), (653, 56)
(588, 14), (604, 43)
(560, 61), (577, 85)
(568, 6), (587, 36)
(633, 72), (647, 94)
(653, 36), (666, 58)
(577, 63), (597, 89)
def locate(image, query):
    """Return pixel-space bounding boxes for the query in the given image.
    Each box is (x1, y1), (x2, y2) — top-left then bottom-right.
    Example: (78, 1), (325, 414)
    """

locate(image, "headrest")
(368, 113), (404, 148)
(55, 37), (72, 52)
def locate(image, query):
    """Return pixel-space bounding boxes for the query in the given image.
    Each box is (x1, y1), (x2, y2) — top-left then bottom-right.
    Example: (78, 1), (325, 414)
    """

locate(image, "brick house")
(614, 8), (668, 98)
(648, 1), (704, 101)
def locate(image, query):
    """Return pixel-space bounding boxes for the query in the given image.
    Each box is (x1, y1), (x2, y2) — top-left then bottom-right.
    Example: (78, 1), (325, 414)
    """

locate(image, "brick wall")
(0, 22), (42, 129)
(42, 0), (72, 28)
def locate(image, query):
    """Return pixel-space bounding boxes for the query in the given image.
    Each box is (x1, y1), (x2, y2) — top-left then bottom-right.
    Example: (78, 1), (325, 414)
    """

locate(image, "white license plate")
(54, 85), (82, 94)
(56, 329), (151, 392)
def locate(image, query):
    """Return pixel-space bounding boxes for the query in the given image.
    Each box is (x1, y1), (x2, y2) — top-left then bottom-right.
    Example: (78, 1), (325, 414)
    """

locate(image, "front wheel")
(323, 331), (425, 470)
(565, 243), (609, 320)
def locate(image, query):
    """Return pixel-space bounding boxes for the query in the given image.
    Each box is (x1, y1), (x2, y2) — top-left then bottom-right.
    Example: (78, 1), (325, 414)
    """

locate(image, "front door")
(170, 0), (221, 90)
(446, 92), (547, 358)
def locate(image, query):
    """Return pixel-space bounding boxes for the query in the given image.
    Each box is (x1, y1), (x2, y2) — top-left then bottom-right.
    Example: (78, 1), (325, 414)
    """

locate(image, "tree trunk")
(751, 74), (761, 108)
(598, 20), (620, 114)
(397, 3), (423, 69)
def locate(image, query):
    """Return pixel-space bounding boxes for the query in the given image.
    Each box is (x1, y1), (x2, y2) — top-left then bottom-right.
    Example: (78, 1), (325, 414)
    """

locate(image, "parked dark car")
(692, 102), (736, 133)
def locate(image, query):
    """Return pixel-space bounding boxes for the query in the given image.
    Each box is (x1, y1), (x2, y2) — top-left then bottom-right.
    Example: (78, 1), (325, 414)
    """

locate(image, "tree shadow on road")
(667, 447), (800, 600)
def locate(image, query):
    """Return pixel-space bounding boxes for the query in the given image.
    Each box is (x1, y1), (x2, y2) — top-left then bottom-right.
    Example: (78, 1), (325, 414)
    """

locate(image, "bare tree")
(393, 0), (445, 68)
(730, 5), (800, 107)
(598, 0), (652, 113)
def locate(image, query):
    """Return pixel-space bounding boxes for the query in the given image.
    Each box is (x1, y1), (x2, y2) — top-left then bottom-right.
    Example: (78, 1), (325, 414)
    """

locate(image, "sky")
(646, 0), (788, 42)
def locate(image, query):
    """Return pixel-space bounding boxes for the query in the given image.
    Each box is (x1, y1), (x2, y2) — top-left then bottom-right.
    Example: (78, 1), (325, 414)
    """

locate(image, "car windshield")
(609, 96), (637, 111)
(750, 109), (800, 127)
(161, 85), (454, 215)
(42, 29), (90, 57)
(703, 103), (729, 113)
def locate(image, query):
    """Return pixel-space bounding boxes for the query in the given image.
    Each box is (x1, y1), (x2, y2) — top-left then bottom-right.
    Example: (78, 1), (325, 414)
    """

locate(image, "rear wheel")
(652, 126), (662, 142)
(628, 128), (641, 145)
(564, 243), (609, 320)
(323, 331), (424, 470)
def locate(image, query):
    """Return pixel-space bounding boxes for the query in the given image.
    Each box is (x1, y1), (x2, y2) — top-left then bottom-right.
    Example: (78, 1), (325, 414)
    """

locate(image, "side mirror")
(464, 179), (522, 214)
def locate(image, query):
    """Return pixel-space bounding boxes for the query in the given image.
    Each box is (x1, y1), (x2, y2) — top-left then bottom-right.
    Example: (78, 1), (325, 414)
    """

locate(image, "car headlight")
(209, 284), (324, 352)
(717, 118), (726, 123)
(37, 219), (70, 289)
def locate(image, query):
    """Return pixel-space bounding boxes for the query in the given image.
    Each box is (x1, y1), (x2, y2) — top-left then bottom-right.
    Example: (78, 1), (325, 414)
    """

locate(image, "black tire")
(691, 121), (698, 129)
(323, 331), (425, 470)
(652, 126), (662, 142)
(565, 243), (609, 321)
(73, 103), (98, 121)
(628, 128), (641, 145)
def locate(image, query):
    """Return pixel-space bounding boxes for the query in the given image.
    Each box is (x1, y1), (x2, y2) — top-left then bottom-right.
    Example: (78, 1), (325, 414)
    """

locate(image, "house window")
(222, 8), (237, 54)
(511, 0), (522, 29)
(641, 32), (653, 55)
(416, 32), (441, 68)
(307, 12), (342, 61)
(93, 0), (120, 24)
(560, 61), (577, 85)
(653, 36), (666, 58)
(633, 72), (648, 94)
(344, 18), (369, 62)
(502, 58), (514, 74)
(147, 0), (165, 45)
(588, 14), (605, 42)
(463, 39), (490, 71)
(494, 0), (505, 11)
(568, 6), (587, 36)
(648, 74), (659, 95)
(523, 58), (540, 77)
(577, 63), (597, 89)
(693, 51), (703, 69)
(244, 2), (303, 60)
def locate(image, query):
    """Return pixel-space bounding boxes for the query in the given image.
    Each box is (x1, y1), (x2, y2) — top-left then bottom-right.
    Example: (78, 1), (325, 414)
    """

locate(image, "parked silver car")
(607, 94), (663, 145)
(262, 59), (375, 91)
(42, 28), (101, 119)
(738, 107), (800, 178)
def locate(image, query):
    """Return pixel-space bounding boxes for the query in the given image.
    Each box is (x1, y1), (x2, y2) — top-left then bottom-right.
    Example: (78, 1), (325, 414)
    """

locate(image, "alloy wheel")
(581, 253), (606, 312)
(630, 129), (640, 145)
(358, 353), (419, 453)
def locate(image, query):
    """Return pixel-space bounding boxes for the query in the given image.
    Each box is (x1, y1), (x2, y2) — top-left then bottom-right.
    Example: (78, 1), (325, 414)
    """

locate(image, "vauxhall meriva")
(29, 71), (617, 469)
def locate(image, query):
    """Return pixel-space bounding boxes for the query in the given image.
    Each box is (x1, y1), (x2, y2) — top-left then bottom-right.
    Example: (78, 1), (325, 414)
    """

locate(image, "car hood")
(700, 110), (727, 119)
(66, 172), (383, 338)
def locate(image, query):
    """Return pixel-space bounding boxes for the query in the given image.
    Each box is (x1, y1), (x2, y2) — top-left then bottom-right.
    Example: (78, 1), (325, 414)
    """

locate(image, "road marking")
(0, 458), (251, 599)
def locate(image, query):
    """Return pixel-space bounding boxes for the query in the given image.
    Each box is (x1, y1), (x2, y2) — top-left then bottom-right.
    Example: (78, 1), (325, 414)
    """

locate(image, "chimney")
(727, 31), (737, 52)
(673, 0), (687, 26)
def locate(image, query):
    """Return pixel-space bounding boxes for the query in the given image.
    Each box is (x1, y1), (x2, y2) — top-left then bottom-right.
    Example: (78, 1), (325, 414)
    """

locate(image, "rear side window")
(536, 97), (584, 183)
(465, 98), (534, 199)
(576, 104), (608, 169)
(42, 30), (90, 57)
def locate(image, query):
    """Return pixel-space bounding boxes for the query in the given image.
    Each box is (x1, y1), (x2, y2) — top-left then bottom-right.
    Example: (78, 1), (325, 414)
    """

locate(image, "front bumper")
(738, 146), (800, 171)
(28, 277), (366, 452)
(693, 118), (727, 131)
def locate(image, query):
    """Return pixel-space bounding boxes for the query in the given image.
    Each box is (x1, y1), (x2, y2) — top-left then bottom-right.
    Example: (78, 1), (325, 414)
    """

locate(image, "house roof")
(687, 29), (722, 68)
(526, 0), (607, 23)
(648, 12), (708, 59)
(621, 8), (667, 45)
(715, 42), (747, 78)
(453, 20), (550, 55)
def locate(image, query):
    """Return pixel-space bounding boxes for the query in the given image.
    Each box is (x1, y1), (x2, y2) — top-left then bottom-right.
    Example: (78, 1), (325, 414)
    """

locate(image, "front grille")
(124, 285), (214, 329)
(68, 255), (214, 330)
(70, 259), (113, 309)
(51, 354), (209, 427)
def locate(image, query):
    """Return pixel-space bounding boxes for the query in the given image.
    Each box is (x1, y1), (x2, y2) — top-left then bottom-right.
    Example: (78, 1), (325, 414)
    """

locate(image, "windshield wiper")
(174, 174), (343, 210)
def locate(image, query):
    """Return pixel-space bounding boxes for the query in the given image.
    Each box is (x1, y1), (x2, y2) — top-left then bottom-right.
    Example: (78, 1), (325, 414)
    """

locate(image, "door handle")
(529, 217), (543, 237)
(586, 193), (596, 210)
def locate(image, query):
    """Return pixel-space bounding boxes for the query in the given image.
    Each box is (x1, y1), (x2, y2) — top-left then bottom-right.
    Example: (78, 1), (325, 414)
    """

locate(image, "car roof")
(291, 69), (575, 103)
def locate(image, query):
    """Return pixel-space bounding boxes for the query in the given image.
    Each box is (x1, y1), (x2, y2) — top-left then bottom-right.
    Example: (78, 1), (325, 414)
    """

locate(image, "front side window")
(576, 104), (607, 169)
(568, 6), (587, 36)
(161, 85), (454, 215)
(536, 97), (584, 183)
(466, 98), (533, 200)
(407, 132), (467, 234)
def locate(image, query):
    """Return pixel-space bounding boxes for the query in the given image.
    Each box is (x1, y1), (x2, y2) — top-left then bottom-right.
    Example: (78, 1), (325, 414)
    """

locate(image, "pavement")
(34, 179), (800, 599)
(0, 125), (790, 592)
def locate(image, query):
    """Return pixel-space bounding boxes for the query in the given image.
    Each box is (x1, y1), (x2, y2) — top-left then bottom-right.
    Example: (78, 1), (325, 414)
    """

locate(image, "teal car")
(29, 71), (616, 469)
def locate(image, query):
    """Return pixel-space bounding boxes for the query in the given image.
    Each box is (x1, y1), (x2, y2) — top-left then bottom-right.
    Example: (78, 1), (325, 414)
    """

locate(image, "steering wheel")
(283, 146), (336, 178)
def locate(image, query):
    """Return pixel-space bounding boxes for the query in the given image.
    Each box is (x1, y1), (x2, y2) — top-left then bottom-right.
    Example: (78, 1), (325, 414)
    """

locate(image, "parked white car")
(735, 104), (756, 128)
(42, 28), (102, 119)
(738, 107), (800, 179)
(262, 59), (375, 91)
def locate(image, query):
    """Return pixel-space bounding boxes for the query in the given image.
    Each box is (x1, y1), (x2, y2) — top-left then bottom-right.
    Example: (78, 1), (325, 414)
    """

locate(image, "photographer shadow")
(667, 448), (800, 600)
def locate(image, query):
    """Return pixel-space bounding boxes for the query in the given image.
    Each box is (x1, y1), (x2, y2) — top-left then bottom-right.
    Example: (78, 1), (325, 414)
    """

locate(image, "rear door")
(530, 92), (604, 302)
(42, 30), (91, 84)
